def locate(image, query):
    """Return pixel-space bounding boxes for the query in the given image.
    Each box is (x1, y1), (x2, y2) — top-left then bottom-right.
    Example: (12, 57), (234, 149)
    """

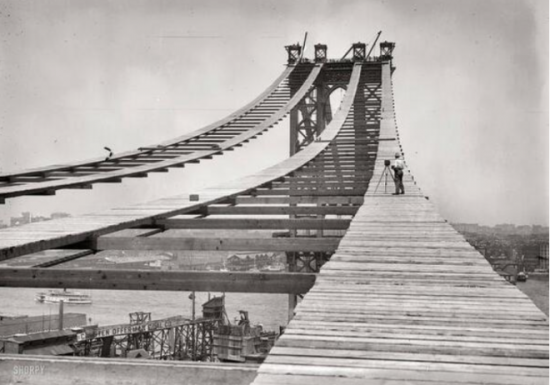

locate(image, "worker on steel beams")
(391, 152), (405, 195)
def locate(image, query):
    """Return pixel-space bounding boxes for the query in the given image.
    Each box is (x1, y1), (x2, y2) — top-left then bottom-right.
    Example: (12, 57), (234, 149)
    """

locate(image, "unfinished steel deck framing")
(0, 41), (547, 385)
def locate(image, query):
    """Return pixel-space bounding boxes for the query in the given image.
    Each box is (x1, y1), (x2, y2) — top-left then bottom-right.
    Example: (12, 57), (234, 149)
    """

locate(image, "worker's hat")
(394, 152), (401, 158)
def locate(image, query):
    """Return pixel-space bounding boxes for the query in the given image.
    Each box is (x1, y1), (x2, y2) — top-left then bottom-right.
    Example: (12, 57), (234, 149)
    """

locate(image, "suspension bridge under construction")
(0, 39), (548, 385)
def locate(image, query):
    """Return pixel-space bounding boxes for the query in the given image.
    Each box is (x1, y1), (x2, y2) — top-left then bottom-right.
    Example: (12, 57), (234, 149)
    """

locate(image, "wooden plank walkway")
(253, 197), (549, 385)
(0, 64), (321, 201)
(251, 62), (549, 384)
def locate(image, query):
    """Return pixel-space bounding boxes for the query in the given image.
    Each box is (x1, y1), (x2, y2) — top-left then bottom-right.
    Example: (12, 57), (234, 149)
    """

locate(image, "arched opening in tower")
(327, 87), (346, 124)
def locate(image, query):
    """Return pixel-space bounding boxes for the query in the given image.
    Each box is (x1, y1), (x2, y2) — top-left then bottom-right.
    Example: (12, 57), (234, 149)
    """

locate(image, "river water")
(0, 287), (289, 331)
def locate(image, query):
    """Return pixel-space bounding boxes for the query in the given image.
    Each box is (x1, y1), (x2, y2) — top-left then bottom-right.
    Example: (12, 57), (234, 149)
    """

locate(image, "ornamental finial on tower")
(380, 41), (396, 59)
(285, 43), (302, 64)
(314, 44), (327, 63)
(352, 42), (366, 61)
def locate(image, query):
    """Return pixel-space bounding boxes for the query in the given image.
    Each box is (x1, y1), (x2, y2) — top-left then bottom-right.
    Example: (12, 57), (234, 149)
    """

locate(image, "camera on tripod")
(374, 159), (394, 194)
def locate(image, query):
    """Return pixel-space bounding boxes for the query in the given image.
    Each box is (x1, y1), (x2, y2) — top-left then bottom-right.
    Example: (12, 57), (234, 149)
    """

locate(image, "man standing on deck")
(391, 152), (405, 195)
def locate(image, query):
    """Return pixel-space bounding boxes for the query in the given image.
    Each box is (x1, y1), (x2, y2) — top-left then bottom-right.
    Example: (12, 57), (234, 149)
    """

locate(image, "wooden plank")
(264, 355), (548, 377)
(95, 236), (341, 252)
(282, 328), (549, 346)
(0, 354), (259, 385)
(284, 177), (370, 183)
(274, 334), (548, 359)
(0, 249), (93, 268)
(157, 218), (351, 230)
(253, 373), (502, 385)
(252, 189), (367, 196)
(299, 296), (541, 311)
(275, 182), (367, 189)
(205, 205), (358, 216)
(322, 262), (495, 273)
(258, 364), (549, 385)
(100, 228), (163, 238)
(234, 196), (364, 205)
(307, 283), (527, 296)
(286, 321), (549, 340)
(269, 346), (549, 368)
(294, 305), (546, 322)
(0, 268), (316, 294)
(293, 311), (549, 329)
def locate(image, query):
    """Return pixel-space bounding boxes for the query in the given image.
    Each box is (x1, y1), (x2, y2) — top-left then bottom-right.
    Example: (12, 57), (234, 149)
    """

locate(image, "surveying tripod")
(373, 159), (395, 194)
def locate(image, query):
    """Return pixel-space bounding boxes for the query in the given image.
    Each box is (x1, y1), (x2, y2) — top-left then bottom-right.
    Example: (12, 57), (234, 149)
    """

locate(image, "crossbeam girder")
(0, 268), (316, 294)
(157, 218), (351, 230)
(94, 236), (341, 252)
(233, 196), (364, 205)
(203, 205), (358, 216)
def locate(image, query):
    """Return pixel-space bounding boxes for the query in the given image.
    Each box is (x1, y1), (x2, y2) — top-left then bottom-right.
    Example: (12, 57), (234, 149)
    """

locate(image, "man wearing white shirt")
(391, 152), (405, 195)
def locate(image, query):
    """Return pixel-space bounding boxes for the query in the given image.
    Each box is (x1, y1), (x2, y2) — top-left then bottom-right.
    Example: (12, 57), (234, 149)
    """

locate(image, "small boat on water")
(516, 271), (528, 282)
(263, 263), (286, 272)
(35, 289), (92, 305)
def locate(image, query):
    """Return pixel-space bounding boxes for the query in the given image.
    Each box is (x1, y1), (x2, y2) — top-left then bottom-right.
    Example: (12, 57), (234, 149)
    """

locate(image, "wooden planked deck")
(252, 193), (549, 384)
(251, 62), (549, 385)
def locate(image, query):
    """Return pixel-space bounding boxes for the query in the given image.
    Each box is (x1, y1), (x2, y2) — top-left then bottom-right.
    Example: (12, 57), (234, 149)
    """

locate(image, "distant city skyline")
(451, 222), (548, 234)
(0, 211), (71, 228)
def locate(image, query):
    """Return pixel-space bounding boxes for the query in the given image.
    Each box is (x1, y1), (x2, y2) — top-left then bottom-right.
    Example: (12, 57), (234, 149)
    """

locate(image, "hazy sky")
(0, 0), (548, 226)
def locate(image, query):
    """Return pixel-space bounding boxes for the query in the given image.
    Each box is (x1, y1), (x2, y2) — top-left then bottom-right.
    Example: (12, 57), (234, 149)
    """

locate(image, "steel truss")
(286, 251), (332, 274)
(285, 62), (383, 317)
(75, 318), (222, 361)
